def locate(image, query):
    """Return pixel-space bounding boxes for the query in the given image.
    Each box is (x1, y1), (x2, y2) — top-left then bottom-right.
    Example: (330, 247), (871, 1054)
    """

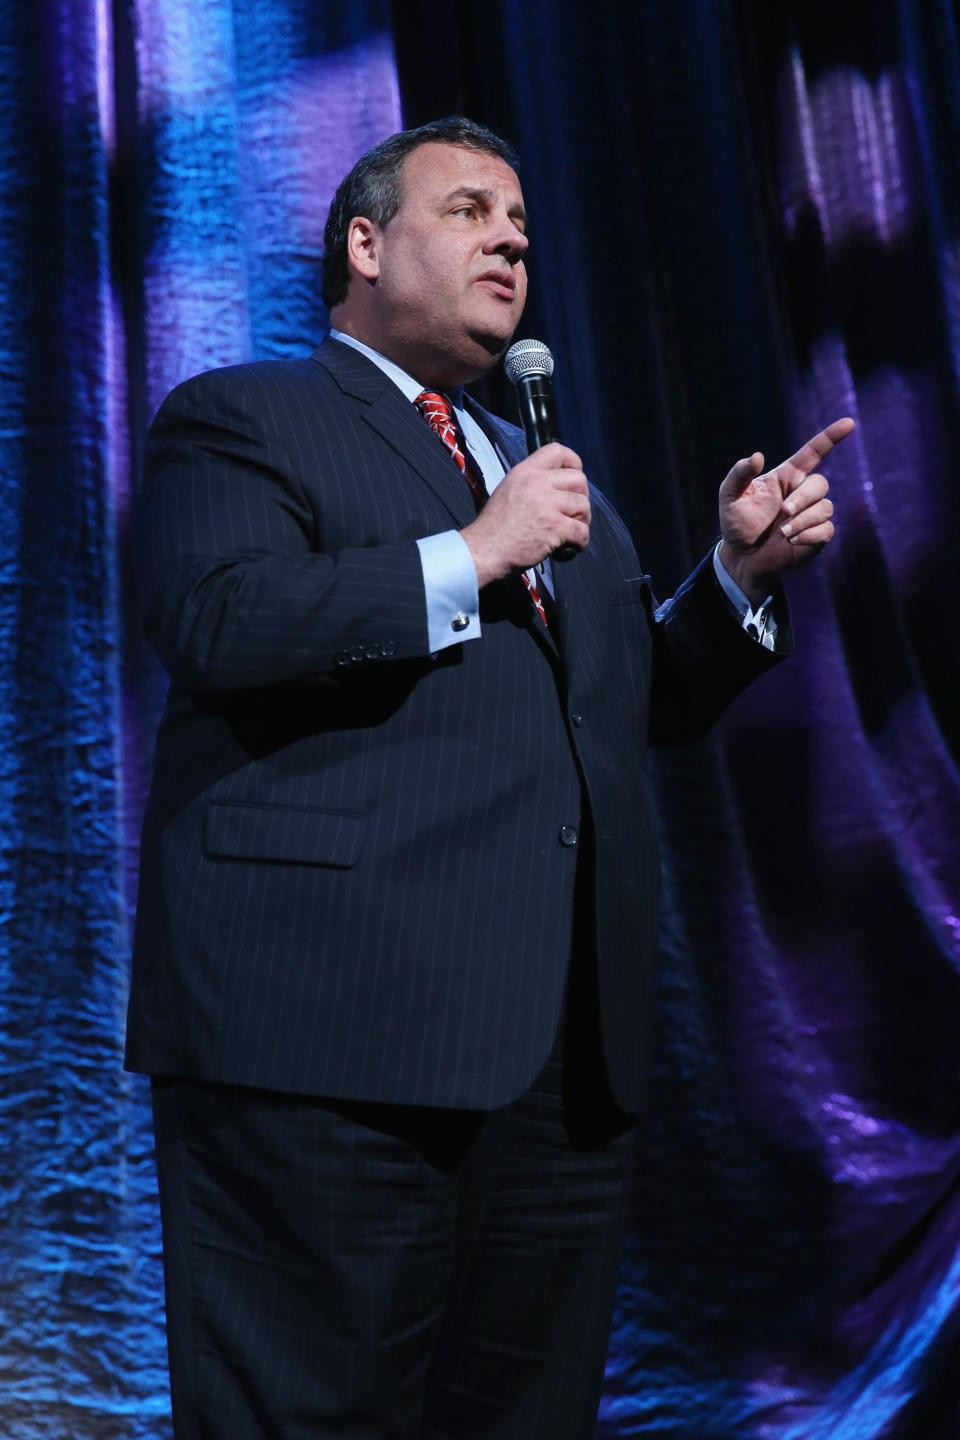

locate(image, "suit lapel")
(311, 339), (477, 529)
(461, 394), (525, 472)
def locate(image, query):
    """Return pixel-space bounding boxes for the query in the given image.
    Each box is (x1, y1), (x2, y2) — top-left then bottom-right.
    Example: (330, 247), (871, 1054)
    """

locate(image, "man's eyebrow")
(440, 186), (527, 224)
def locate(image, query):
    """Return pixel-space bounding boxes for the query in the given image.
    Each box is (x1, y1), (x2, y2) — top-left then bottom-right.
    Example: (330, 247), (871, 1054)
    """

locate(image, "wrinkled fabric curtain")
(1, 1), (958, 1435)
(0, 3), (400, 1434)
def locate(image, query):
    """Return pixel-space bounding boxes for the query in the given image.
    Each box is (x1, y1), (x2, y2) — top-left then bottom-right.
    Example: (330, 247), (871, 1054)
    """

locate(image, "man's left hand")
(717, 417), (855, 605)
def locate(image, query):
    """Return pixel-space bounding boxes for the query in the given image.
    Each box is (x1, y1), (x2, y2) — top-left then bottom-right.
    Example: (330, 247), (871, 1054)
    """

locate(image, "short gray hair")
(321, 116), (520, 310)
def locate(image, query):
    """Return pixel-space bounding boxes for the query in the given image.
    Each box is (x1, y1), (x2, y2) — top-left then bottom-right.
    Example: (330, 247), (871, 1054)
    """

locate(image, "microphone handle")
(515, 375), (579, 562)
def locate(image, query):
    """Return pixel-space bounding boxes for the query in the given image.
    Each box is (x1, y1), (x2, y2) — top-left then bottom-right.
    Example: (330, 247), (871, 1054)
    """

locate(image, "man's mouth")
(475, 270), (516, 300)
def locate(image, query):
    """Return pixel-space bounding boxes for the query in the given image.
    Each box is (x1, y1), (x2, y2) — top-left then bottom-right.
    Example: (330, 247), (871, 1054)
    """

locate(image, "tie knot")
(414, 390), (455, 433)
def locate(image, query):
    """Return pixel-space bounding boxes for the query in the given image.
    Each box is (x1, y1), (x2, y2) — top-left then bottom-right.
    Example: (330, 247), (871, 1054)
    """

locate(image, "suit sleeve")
(591, 490), (793, 745)
(136, 370), (433, 693)
(646, 549), (792, 744)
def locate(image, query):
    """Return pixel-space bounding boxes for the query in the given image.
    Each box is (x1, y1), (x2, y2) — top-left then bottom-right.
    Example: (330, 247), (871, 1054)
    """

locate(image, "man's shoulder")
(159, 354), (333, 411)
(148, 346), (366, 444)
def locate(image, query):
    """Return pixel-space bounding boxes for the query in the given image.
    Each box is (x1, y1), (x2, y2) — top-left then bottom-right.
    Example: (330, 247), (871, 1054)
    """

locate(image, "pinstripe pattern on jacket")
(126, 337), (786, 1111)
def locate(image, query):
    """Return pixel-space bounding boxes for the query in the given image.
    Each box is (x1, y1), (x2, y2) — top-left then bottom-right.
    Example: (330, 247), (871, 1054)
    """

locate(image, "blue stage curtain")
(2, 0), (959, 1435)
(0, 2), (399, 1435)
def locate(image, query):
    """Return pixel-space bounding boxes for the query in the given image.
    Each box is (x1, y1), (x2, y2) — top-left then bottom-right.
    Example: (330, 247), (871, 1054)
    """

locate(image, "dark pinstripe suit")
(128, 335), (786, 1436)
(127, 335), (783, 1113)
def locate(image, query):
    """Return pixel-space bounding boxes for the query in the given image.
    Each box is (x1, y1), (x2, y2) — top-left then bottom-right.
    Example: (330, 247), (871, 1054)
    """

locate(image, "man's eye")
(454, 206), (479, 219)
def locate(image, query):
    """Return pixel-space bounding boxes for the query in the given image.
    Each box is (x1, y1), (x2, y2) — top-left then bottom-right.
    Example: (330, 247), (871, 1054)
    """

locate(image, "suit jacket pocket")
(611, 575), (652, 605)
(202, 802), (366, 868)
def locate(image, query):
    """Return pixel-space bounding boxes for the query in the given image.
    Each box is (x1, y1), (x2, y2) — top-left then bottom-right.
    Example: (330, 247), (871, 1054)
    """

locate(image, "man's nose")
(484, 216), (528, 262)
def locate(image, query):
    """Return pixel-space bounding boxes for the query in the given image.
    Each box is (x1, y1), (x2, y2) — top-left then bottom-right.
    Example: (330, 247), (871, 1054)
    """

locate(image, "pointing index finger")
(785, 417), (855, 480)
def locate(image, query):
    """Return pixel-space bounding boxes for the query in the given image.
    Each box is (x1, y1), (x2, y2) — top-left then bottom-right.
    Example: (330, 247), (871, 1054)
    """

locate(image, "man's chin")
(466, 325), (516, 362)
(422, 326), (518, 387)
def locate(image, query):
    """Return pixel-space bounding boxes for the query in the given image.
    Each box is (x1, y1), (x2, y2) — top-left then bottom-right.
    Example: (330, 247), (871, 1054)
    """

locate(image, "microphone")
(503, 338), (579, 561)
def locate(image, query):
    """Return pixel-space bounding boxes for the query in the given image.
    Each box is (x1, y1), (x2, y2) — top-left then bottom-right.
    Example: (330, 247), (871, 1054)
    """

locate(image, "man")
(127, 117), (850, 1438)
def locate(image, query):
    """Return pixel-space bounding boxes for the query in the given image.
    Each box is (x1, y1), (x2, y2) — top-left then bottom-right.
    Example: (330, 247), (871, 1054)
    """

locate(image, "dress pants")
(151, 871), (636, 1438)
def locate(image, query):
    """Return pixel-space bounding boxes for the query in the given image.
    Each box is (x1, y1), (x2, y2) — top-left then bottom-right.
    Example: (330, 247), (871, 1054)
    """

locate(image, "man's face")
(361, 142), (529, 386)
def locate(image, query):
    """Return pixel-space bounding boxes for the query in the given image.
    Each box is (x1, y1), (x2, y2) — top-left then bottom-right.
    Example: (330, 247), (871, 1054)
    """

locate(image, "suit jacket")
(125, 336), (786, 1112)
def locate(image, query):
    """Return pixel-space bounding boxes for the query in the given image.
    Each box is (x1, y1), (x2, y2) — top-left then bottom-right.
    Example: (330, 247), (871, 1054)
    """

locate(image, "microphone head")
(504, 338), (554, 385)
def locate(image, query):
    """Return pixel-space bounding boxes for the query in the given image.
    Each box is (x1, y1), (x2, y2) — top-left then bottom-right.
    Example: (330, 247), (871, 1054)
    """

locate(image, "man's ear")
(347, 217), (380, 284)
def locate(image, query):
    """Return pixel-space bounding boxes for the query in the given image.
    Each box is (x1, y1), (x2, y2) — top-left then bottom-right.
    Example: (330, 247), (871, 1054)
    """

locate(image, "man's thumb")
(727, 451), (764, 492)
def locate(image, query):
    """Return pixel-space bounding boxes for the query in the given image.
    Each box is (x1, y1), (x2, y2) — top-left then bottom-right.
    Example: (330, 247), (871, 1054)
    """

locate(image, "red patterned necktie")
(413, 389), (549, 628)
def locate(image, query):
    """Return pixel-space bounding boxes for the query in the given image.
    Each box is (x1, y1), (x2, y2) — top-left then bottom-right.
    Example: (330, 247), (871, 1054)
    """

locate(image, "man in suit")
(127, 116), (850, 1438)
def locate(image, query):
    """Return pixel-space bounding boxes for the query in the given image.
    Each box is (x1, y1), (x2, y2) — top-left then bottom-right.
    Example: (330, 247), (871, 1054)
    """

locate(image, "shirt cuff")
(416, 531), (481, 652)
(712, 542), (778, 651)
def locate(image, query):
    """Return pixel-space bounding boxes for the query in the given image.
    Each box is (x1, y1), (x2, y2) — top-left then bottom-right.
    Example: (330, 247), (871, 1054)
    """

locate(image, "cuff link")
(451, 612), (470, 633)
(755, 607), (768, 646)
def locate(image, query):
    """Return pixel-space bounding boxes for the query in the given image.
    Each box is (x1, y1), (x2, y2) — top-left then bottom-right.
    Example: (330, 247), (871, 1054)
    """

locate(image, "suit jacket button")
(349, 644), (366, 662)
(559, 825), (578, 847)
(334, 651), (350, 666)
(451, 612), (470, 632)
(570, 711), (583, 728)
(365, 643), (382, 660)
(380, 639), (397, 657)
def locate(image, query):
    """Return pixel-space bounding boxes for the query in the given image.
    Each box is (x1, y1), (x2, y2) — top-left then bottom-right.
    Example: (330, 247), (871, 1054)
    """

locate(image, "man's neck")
(330, 329), (470, 411)
(328, 312), (495, 391)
